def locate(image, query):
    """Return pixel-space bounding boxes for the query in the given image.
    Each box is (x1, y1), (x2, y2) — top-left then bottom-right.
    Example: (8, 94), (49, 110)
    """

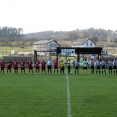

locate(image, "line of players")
(66, 58), (117, 75)
(0, 58), (117, 74)
(89, 59), (117, 74)
(0, 58), (59, 74)
(66, 59), (117, 75)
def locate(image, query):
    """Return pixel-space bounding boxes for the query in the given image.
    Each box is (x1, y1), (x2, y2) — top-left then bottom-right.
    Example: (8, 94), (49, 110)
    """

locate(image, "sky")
(0, 0), (117, 34)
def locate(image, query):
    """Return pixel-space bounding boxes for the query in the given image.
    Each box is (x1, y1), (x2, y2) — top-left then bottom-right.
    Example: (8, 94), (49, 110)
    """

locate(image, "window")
(50, 44), (53, 47)
(86, 42), (88, 46)
(54, 44), (57, 47)
(90, 42), (92, 46)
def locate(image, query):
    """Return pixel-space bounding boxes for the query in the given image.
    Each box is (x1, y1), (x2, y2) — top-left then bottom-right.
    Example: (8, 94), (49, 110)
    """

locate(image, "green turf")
(0, 68), (117, 117)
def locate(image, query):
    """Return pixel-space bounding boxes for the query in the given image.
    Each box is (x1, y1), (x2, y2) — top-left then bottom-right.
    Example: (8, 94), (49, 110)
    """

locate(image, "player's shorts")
(48, 65), (51, 69)
(35, 66), (39, 69)
(1, 67), (4, 70)
(7, 66), (11, 69)
(54, 65), (58, 69)
(102, 66), (105, 69)
(29, 66), (33, 70)
(96, 66), (100, 69)
(75, 66), (79, 70)
(14, 66), (18, 70)
(21, 67), (25, 70)
(113, 66), (116, 69)
(83, 67), (87, 70)
(91, 66), (94, 69)
(42, 67), (45, 70)
(61, 67), (64, 70)
(109, 66), (112, 70)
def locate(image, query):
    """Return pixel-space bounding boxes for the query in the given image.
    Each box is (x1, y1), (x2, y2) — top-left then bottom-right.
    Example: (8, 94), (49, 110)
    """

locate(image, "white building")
(71, 38), (96, 47)
(33, 40), (60, 56)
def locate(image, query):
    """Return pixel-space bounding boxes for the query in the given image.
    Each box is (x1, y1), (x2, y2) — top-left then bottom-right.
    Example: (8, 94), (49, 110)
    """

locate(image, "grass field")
(0, 46), (32, 59)
(0, 68), (117, 117)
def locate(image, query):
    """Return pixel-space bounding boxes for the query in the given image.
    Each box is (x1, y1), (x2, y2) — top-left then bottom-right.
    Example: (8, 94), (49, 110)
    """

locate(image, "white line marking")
(66, 69), (72, 117)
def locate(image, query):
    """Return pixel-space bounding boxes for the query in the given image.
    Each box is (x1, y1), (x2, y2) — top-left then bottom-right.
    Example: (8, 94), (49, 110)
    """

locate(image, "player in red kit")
(20, 60), (25, 74)
(35, 59), (40, 74)
(28, 59), (33, 74)
(41, 60), (46, 74)
(7, 61), (12, 73)
(0, 60), (5, 74)
(53, 58), (58, 73)
(13, 60), (19, 73)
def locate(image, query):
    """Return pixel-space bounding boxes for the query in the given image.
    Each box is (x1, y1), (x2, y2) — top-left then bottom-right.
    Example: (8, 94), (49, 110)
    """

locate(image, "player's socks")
(77, 71), (79, 74)
(99, 70), (100, 74)
(104, 70), (106, 74)
(86, 70), (87, 74)
(96, 70), (97, 74)
(91, 70), (93, 74)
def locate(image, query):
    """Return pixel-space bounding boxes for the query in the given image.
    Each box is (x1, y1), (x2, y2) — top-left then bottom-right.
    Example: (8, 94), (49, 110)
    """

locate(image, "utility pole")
(107, 30), (110, 57)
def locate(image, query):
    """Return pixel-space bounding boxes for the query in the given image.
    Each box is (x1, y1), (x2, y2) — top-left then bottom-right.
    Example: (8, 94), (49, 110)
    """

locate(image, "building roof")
(33, 40), (60, 46)
(72, 38), (96, 46)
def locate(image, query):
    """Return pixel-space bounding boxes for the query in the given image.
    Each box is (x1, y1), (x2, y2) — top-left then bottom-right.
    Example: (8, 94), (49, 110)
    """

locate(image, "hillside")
(23, 28), (117, 45)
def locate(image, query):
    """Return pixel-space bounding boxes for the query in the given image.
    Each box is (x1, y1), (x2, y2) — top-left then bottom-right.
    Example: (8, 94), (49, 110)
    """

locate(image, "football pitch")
(0, 68), (117, 117)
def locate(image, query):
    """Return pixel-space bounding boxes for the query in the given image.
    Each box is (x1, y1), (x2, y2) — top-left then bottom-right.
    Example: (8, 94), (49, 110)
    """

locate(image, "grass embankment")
(0, 46), (32, 58)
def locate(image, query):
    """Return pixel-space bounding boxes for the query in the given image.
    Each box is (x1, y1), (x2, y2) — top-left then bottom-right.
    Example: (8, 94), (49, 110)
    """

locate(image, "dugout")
(34, 47), (103, 61)
(56, 47), (103, 61)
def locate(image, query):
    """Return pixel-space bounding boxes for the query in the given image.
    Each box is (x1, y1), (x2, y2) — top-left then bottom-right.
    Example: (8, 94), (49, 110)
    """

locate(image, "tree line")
(0, 26), (24, 41)
(1, 26), (117, 45)
(23, 28), (117, 43)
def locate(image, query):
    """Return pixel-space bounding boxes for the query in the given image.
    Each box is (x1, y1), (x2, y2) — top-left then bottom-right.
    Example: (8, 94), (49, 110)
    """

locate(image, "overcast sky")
(0, 0), (117, 34)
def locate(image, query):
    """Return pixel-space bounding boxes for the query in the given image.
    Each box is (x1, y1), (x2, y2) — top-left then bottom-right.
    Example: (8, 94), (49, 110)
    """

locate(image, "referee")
(60, 61), (64, 74)
(67, 59), (71, 74)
